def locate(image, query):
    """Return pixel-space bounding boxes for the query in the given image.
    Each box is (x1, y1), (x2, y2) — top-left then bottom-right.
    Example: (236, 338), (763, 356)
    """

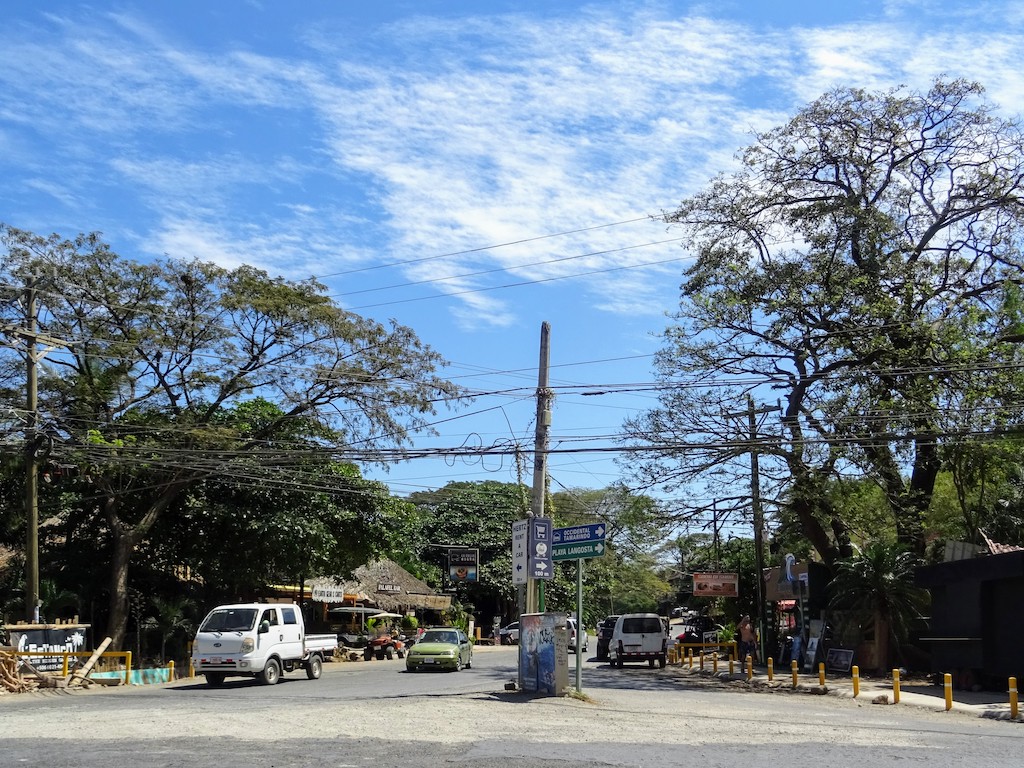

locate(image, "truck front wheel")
(260, 658), (281, 685)
(205, 673), (226, 687)
(305, 654), (323, 680)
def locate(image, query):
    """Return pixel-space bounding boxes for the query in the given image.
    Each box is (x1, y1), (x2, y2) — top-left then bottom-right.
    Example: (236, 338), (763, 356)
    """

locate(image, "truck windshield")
(200, 609), (258, 633)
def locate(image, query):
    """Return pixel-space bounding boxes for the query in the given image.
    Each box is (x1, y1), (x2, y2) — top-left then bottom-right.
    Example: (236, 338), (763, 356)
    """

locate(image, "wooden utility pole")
(526, 321), (552, 615)
(1, 276), (71, 622)
(725, 395), (780, 666)
(24, 279), (39, 623)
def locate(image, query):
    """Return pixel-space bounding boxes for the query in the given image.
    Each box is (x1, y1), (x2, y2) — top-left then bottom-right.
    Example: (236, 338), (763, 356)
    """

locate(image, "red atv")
(362, 630), (407, 661)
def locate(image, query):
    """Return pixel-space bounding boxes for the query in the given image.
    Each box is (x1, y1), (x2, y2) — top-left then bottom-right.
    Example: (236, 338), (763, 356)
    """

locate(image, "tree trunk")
(874, 610), (890, 674)
(105, 530), (136, 650)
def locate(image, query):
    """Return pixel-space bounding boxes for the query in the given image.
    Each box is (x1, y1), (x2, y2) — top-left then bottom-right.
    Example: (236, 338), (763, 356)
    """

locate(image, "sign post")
(552, 523), (607, 693)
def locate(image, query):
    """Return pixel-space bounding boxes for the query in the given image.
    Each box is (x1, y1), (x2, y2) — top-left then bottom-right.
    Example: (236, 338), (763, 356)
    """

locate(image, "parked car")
(608, 613), (668, 668)
(405, 627), (473, 672)
(596, 615), (620, 660)
(567, 618), (589, 653)
(498, 621), (520, 645)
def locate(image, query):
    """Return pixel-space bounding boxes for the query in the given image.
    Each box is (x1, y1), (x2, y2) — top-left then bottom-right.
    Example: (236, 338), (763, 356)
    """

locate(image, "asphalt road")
(2, 645), (1021, 767)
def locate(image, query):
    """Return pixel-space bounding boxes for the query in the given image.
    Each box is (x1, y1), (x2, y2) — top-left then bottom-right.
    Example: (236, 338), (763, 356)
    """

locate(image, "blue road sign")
(528, 518), (553, 580)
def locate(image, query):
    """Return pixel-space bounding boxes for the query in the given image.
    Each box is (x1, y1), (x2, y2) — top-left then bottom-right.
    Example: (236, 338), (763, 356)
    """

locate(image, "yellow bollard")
(125, 651), (133, 686)
(729, 657), (734, 675)
(688, 649), (693, 669)
(767, 657), (774, 682)
(713, 653), (718, 673)
(746, 655), (753, 681)
(944, 672), (953, 711)
(791, 659), (798, 688)
(668, 647), (677, 665)
(818, 662), (825, 686)
(852, 665), (860, 698)
(1009, 677), (1018, 720)
(168, 660), (175, 682)
(700, 651), (705, 670)
(892, 668), (900, 704)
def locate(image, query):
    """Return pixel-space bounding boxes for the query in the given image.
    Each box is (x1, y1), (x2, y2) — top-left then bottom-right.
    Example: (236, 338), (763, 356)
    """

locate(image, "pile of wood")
(1, 649), (38, 693)
(1, 637), (116, 693)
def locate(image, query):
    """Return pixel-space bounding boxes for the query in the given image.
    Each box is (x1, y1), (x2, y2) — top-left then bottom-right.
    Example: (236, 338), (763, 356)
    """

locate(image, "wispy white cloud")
(2, 2), (1023, 332)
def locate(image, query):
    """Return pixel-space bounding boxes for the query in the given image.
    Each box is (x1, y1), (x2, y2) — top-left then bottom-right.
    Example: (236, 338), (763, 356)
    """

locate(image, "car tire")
(260, 658), (281, 685)
(306, 654), (323, 680)
(454, 655), (463, 672)
(363, 648), (374, 661)
(385, 647), (394, 660)
(466, 656), (472, 669)
(658, 654), (667, 669)
(205, 673), (226, 687)
(649, 658), (655, 668)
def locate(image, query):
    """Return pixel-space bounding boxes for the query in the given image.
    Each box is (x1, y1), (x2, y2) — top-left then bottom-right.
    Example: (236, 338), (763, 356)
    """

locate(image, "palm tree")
(149, 596), (196, 664)
(828, 542), (929, 672)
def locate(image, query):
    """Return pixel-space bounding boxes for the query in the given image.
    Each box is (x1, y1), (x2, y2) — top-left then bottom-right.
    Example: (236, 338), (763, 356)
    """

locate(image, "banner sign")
(692, 572), (739, 598)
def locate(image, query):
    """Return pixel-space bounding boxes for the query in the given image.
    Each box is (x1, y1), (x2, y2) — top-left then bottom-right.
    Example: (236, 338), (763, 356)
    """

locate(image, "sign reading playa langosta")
(551, 523), (606, 561)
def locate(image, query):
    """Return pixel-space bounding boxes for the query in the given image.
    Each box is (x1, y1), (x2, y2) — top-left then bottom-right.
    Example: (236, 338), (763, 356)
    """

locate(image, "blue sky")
(3, 1), (1024, 501)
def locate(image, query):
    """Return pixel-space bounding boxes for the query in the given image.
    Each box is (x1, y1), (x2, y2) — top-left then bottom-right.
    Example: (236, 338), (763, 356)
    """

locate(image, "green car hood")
(411, 641), (458, 653)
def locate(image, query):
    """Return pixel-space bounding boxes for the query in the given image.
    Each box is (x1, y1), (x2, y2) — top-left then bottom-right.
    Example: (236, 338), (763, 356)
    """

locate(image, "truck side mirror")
(259, 620), (270, 634)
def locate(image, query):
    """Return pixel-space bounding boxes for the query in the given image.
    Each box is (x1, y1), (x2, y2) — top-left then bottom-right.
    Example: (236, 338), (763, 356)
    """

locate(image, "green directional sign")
(552, 540), (606, 561)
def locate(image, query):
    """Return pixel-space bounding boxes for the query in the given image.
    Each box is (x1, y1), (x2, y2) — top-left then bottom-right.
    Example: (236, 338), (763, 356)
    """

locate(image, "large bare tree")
(624, 80), (1024, 566)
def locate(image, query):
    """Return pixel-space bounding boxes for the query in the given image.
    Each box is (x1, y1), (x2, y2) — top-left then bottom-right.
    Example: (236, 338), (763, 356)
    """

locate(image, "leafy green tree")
(828, 541), (929, 671)
(0, 226), (466, 647)
(625, 79), (1024, 566)
(406, 480), (530, 624)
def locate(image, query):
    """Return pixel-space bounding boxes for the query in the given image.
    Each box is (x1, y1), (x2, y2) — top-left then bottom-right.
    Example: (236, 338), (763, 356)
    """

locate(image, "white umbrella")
(328, 606), (382, 615)
(372, 612), (405, 619)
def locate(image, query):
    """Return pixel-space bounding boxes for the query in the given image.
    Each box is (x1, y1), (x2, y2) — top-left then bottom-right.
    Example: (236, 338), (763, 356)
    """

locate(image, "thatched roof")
(310, 559), (450, 612)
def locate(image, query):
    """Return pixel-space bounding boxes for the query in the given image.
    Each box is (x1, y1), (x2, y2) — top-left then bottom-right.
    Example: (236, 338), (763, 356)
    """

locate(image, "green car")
(405, 628), (473, 672)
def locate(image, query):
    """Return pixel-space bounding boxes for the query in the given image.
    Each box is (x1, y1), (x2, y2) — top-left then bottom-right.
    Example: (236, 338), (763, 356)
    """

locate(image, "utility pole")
(726, 395), (780, 666)
(24, 278), (40, 623)
(526, 321), (552, 615)
(1, 275), (71, 622)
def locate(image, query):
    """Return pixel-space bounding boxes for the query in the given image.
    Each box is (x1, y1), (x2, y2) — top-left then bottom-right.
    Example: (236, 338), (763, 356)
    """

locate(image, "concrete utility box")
(518, 612), (569, 695)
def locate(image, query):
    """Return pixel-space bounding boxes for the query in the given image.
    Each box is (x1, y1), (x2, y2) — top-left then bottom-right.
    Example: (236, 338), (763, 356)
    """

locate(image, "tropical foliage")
(828, 542), (930, 671)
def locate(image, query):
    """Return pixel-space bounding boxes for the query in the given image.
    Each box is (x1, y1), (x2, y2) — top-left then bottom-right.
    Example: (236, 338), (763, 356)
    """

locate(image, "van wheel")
(260, 658), (281, 685)
(306, 654), (323, 680)
(658, 654), (667, 669)
(205, 673), (225, 687)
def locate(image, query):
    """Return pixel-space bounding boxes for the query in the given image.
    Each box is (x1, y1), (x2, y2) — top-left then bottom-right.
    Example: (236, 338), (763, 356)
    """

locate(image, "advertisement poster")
(692, 572), (739, 598)
(448, 547), (479, 582)
(519, 612), (567, 695)
(9, 625), (89, 672)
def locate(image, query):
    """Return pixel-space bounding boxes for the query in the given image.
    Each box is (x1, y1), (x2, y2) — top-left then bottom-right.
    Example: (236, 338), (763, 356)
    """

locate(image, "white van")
(608, 612), (668, 668)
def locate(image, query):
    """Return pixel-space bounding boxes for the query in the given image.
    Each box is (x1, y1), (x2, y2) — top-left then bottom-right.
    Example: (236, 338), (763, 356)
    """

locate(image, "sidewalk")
(672, 660), (1022, 722)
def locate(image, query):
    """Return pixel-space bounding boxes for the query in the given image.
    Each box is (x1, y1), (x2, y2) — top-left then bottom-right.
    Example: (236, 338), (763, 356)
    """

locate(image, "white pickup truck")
(191, 602), (337, 686)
